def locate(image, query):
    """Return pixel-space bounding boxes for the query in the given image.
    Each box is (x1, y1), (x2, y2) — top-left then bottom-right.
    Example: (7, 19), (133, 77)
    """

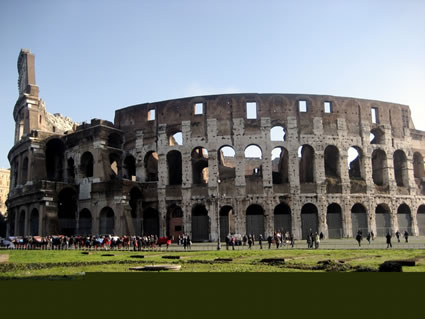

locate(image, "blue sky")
(0, 0), (424, 168)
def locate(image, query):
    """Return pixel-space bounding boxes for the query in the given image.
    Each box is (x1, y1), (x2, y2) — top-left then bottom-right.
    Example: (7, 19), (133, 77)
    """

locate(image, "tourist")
(366, 232), (371, 244)
(404, 231), (409, 243)
(290, 233), (294, 248)
(396, 231), (401, 243)
(267, 235), (272, 249)
(386, 232), (392, 248)
(314, 232), (320, 249)
(356, 231), (362, 247)
(258, 234), (263, 249)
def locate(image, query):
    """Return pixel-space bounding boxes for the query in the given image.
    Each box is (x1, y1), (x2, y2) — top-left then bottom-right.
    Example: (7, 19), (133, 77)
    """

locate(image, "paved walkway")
(166, 236), (425, 251)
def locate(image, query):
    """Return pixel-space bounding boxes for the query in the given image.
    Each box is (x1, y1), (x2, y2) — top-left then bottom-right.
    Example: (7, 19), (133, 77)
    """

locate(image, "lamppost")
(217, 179), (221, 250)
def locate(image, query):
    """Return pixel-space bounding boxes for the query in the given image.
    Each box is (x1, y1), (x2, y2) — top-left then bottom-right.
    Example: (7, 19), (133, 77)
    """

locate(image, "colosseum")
(6, 49), (425, 241)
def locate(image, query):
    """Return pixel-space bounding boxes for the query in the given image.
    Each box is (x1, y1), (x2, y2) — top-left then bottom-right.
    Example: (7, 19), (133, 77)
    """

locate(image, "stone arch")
(244, 145), (263, 177)
(348, 146), (364, 179)
(144, 151), (158, 182)
(67, 157), (75, 182)
(273, 203), (291, 233)
(397, 203), (412, 235)
(218, 146), (236, 181)
(324, 145), (340, 178)
(191, 147), (208, 184)
(271, 147), (289, 184)
(270, 125), (286, 142)
(167, 150), (182, 185)
(143, 207), (159, 237)
(371, 149), (388, 186)
(107, 132), (122, 149)
(29, 208), (39, 236)
(375, 204), (391, 237)
(167, 204), (184, 239)
(413, 152), (424, 179)
(80, 152), (94, 178)
(58, 188), (77, 236)
(351, 203), (368, 236)
(327, 203), (343, 238)
(99, 207), (115, 235)
(246, 204), (265, 238)
(219, 205), (233, 241)
(123, 154), (136, 180)
(45, 138), (65, 181)
(192, 204), (209, 241)
(109, 152), (121, 178)
(417, 205), (425, 235)
(301, 203), (318, 239)
(169, 131), (183, 146)
(299, 144), (315, 183)
(393, 150), (408, 187)
(78, 209), (92, 235)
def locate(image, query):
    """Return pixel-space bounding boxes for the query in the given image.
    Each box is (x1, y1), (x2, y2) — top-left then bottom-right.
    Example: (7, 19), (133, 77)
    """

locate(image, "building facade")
(7, 49), (425, 240)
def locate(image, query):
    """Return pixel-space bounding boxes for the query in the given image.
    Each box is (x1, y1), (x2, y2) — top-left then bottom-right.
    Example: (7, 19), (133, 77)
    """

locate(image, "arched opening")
(18, 210), (25, 236)
(397, 204), (412, 235)
(371, 149), (388, 186)
(299, 145), (315, 183)
(272, 147), (289, 184)
(129, 187), (142, 219)
(169, 131), (183, 146)
(144, 151), (158, 182)
(274, 203), (291, 233)
(351, 203), (368, 236)
(108, 132), (122, 149)
(99, 207), (115, 235)
(167, 150), (182, 185)
(375, 204), (391, 237)
(417, 205), (425, 235)
(301, 203), (318, 239)
(21, 157), (28, 184)
(393, 150), (408, 187)
(324, 145), (341, 193)
(270, 125), (286, 141)
(29, 208), (39, 236)
(78, 209), (92, 235)
(370, 127), (384, 144)
(413, 152), (425, 194)
(348, 146), (364, 178)
(167, 204), (184, 239)
(219, 206), (233, 241)
(218, 146), (236, 181)
(67, 157), (75, 183)
(109, 152), (121, 178)
(45, 139), (65, 181)
(80, 152), (94, 178)
(245, 145), (263, 189)
(192, 204), (209, 241)
(246, 204), (265, 238)
(142, 207), (159, 237)
(192, 147), (208, 184)
(123, 155), (136, 180)
(327, 203), (343, 238)
(58, 188), (77, 236)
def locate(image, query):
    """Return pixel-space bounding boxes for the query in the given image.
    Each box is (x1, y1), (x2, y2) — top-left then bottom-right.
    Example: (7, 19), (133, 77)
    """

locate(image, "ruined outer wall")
(115, 93), (425, 240)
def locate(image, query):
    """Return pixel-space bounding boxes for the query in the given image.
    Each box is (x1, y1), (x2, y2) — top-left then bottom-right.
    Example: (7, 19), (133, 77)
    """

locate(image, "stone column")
(135, 130), (145, 182)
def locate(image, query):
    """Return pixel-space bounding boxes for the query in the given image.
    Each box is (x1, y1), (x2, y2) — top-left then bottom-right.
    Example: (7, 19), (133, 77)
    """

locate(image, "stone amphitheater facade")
(6, 49), (425, 240)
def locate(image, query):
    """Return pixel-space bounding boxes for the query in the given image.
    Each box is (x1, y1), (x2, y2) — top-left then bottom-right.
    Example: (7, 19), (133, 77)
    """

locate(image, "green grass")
(1, 248), (425, 278)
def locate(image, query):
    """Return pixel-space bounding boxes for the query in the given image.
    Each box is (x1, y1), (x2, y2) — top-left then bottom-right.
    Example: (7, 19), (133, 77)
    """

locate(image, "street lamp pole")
(217, 179), (221, 250)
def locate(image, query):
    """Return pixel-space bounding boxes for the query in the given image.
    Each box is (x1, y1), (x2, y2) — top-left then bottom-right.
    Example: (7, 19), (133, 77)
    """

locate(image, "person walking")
(290, 233), (295, 248)
(396, 231), (401, 243)
(404, 231), (409, 243)
(386, 232), (392, 248)
(314, 232), (320, 249)
(258, 234), (263, 249)
(366, 232), (371, 244)
(267, 235), (272, 249)
(356, 231), (362, 247)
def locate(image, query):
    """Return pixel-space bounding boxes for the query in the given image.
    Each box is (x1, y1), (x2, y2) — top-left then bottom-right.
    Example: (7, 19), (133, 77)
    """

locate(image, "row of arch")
(9, 201), (425, 240)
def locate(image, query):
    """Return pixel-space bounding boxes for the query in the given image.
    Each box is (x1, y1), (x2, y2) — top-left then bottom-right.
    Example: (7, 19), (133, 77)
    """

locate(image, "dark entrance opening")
(192, 204), (209, 241)
(167, 151), (182, 185)
(58, 188), (77, 236)
(29, 208), (39, 236)
(351, 203), (368, 235)
(123, 155), (136, 180)
(375, 204), (391, 237)
(397, 204), (412, 235)
(327, 203), (343, 238)
(246, 204), (264, 238)
(219, 206), (232, 241)
(45, 139), (65, 181)
(79, 209), (92, 235)
(167, 204), (184, 239)
(417, 205), (425, 235)
(80, 152), (94, 178)
(301, 203), (318, 239)
(143, 207), (159, 236)
(274, 203), (291, 233)
(99, 207), (115, 235)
